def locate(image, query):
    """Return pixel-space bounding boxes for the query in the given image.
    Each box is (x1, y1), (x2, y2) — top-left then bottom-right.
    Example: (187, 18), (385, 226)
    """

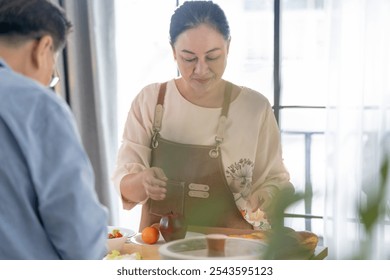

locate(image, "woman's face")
(172, 24), (230, 93)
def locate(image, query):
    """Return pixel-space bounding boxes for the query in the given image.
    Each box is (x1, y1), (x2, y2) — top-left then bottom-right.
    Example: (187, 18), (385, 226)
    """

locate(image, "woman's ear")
(227, 37), (231, 54)
(31, 35), (53, 69)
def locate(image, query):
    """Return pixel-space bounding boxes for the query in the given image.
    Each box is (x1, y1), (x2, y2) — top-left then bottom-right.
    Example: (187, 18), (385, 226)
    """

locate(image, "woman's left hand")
(250, 186), (279, 213)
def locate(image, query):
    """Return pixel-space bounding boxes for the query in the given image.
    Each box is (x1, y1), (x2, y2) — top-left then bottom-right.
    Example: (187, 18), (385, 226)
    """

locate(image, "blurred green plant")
(263, 189), (314, 259)
(360, 156), (389, 232)
(263, 154), (389, 260)
(357, 155), (389, 259)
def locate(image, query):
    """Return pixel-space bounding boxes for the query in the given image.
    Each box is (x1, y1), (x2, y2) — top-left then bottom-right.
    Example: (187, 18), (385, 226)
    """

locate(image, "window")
(279, 0), (328, 234)
(115, 0), (177, 230)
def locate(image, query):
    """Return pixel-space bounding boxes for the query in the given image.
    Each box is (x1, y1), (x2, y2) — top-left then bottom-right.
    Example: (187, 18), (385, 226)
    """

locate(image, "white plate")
(159, 236), (268, 260)
(107, 226), (136, 239)
(130, 231), (204, 246)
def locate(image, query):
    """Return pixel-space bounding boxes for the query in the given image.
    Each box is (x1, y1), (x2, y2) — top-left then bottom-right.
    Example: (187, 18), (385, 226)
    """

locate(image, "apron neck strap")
(152, 81), (233, 155)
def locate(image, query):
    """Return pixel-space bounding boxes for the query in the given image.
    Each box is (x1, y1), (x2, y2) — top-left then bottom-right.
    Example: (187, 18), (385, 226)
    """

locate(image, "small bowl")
(159, 235), (267, 260)
(106, 226), (135, 253)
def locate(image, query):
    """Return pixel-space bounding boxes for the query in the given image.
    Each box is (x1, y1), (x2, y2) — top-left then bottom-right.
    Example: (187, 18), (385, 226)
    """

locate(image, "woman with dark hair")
(113, 1), (294, 231)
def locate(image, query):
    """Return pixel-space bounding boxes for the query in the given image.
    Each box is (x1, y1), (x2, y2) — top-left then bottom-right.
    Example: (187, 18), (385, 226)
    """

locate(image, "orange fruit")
(141, 226), (160, 244)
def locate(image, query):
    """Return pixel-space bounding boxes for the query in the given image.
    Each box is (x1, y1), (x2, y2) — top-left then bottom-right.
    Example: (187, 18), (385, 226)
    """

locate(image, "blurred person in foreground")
(113, 1), (294, 231)
(0, 0), (108, 259)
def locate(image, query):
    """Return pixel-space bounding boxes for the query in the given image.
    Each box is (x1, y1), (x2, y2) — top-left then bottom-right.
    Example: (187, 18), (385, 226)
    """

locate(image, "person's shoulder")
(140, 80), (173, 92)
(23, 82), (69, 116)
(0, 71), (65, 111)
(134, 79), (174, 103)
(140, 82), (160, 93)
(240, 86), (270, 102)
(0, 73), (76, 143)
(238, 86), (272, 109)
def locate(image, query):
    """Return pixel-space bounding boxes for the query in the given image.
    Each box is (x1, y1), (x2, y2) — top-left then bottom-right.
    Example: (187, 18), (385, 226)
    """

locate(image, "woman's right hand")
(140, 167), (168, 200)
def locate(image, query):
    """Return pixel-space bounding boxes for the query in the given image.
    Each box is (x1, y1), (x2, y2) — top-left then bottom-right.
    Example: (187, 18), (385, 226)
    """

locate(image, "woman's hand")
(120, 167), (168, 203)
(249, 186), (279, 225)
(250, 186), (278, 213)
(140, 167), (168, 200)
(249, 185), (294, 225)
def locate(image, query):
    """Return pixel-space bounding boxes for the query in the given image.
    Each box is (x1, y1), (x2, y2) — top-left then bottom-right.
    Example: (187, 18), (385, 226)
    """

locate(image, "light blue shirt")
(0, 59), (108, 259)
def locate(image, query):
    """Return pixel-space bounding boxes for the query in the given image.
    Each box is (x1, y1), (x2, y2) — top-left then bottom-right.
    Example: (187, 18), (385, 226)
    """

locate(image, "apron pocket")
(149, 180), (185, 216)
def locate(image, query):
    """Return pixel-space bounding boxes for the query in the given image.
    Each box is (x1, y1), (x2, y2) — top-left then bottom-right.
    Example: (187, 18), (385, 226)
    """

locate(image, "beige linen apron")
(139, 82), (252, 230)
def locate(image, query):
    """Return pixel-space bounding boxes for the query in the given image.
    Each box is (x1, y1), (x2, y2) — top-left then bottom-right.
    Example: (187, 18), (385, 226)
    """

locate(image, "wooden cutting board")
(121, 226), (321, 260)
(121, 242), (160, 260)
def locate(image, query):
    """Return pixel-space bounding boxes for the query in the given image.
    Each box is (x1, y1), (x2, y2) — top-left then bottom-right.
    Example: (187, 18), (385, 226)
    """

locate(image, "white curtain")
(57, 0), (119, 225)
(325, 0), (390, 259)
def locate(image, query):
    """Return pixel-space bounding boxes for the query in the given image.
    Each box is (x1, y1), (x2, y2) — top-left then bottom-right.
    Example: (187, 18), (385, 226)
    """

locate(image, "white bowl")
(159, 236), (268, 260)
(106, 226), (136, 253)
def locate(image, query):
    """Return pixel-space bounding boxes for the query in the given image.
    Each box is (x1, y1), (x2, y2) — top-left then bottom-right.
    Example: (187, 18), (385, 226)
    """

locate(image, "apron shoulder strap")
(215, 82), (233, 142)
(221, 82), (233, 118)
(210, 81), (233, 158)
(151, 82), (167, 148)
(157, 82), (167, 105)
(153, 82), (167, 132)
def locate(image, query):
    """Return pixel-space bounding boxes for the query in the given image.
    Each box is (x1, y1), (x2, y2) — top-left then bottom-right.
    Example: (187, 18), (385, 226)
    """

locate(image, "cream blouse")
(112, 79), (293, 229)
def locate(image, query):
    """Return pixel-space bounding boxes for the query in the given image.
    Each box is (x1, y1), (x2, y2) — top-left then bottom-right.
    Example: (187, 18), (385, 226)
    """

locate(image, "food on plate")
(295, 231), (319, 251)
(105, 250), (142, 260)
(272, 228), (319, 251)
(270, 230), (319, 260)
(229, 228), (318, 251)
(159, 211), (187, 242)
(108, 228), (123, 239)
(228, 231), (268, 240)
(141, 226), (160, 244)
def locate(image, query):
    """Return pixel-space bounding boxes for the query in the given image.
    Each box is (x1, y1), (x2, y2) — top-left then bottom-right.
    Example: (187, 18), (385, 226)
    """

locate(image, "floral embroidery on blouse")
(226, 158), (271, 230)
(225, 158), (254, 199)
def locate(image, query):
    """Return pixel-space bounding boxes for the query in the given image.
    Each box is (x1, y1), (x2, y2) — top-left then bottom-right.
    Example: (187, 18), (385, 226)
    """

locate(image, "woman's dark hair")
(0, 0), (72, 50)
(169, 1), (230, 45)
